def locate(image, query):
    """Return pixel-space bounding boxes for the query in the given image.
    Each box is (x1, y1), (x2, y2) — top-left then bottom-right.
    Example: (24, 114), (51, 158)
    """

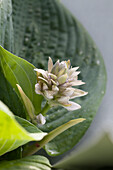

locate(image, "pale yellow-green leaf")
(0, 101), (47, 156)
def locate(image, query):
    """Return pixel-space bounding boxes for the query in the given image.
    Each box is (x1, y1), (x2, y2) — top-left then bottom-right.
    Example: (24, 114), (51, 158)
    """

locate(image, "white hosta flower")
(35, 57), (88, 111)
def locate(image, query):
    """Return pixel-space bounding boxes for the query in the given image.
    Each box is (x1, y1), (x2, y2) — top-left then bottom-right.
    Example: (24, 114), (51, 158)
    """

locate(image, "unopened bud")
(36, 114), (46, 125)
(35, 57), (88, 111)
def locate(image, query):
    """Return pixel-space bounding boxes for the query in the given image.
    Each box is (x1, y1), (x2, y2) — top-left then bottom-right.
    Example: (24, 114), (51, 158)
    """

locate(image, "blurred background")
(61, 0), (113, 145)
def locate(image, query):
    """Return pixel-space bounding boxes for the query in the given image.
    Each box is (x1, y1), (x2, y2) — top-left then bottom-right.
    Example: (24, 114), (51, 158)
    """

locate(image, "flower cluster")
(35, 57), (87, 111)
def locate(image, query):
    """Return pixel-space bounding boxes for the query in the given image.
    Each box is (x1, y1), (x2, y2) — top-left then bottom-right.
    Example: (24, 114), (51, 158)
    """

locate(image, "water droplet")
(95, 53), (98, 57)
(101, 91), (104, 94)
(22, 47), (26, 51)
(93, 45), (96, 49)
(46, 124), (50, 128)
(96, 60), (100, 65)
(79, 51), (83, 55)
(37, 42), (40, 46)
(25, 37), (29, 42)
(28, 9), (33, 13)
(87, 55), (90, 58)
(4, 15), (7, 20)
(21, 147), (23, 152)
(43, 40), (46, 44)
(50, 151), (55, 154)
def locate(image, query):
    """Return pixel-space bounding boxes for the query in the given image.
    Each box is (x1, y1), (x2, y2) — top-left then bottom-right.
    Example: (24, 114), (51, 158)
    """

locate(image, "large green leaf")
(0, 0), (14, 51)
(0, 0), (26, 119)
(0, 101), (47, 156)
(10, 0), (106, 156)
(0, 45), (43, 114)
(0, 0), (106, 156)
(0, 155), (51, 170)
(0, 115), (45, 161)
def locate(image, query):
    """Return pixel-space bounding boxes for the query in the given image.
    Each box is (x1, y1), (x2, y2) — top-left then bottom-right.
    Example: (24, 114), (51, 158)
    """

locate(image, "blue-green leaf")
(0, 0), (14, 51)
(1, 0), (107, 156)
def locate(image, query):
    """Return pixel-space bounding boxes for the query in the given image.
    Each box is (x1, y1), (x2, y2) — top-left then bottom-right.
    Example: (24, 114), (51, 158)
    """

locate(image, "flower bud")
(36, 114), (46, 125)
(35, 57), (88, 111)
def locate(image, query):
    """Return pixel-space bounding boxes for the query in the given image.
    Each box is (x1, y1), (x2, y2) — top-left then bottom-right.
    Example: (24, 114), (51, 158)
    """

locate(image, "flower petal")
(51, 79), (57, 85)
(51, 60), (60, 75)
(66, 60), (70, 69)
(52, 85), (59, 92)
(48, 57), (53, 72)
(62, 101), (81, 111)
(69, 71), (80, 79)
(62, 88), (75, 96)
(44, 90), (54, 99)
(48, 73), (57, 80)
(68, 67), (79, 76)
(35, 83), (42, 95)
(57, 96), (70, 104)
(70, 80), (85, 86)
(70, 89), (88, 99)
(57, 67), (66, 78)
(38, 77), (48, 85)
(43, 83), (48, 90)
(58, 73), (67, 84)
(34, 69), (48, 78)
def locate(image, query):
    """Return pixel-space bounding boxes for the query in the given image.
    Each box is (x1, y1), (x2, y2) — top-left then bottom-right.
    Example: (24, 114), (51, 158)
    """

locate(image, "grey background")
(61, 0), (113, 142)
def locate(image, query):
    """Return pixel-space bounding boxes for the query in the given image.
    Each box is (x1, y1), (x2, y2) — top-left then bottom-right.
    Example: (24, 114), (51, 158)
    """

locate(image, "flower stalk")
(41, 103), (50, 116)
(22, 118), (85, 157)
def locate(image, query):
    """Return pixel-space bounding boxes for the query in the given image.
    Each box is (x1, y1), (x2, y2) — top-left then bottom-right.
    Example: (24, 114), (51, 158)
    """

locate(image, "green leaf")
(0, 155), (51, 170)
(0, 101), (47, 156)
(0, 115), (43, 161)
(0, 0), (26, 118)
(0, 147), (22, 161)
(15, 116), (43, 134)
(0, 45), (43, 114)
(0, 68), (26, 118)
(11, 0), (107, 156)
(0, 0), (14, 51)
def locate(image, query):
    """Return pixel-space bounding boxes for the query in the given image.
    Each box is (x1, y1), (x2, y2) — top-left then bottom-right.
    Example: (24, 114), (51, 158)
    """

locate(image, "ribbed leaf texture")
(0, 155), (51, 170)
(0, 0), (107, 156)
(0, 0), (14, 51)
(0, 0), (26, 118)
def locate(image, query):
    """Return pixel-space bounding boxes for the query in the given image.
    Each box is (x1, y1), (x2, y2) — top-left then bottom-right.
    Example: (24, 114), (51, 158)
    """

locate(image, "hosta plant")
(0, 0), (106, 169)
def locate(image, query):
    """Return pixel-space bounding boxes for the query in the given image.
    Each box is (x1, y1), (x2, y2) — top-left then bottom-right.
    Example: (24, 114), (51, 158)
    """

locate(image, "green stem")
(22, 118), (85, 157)
(41, 102), (50, 116)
